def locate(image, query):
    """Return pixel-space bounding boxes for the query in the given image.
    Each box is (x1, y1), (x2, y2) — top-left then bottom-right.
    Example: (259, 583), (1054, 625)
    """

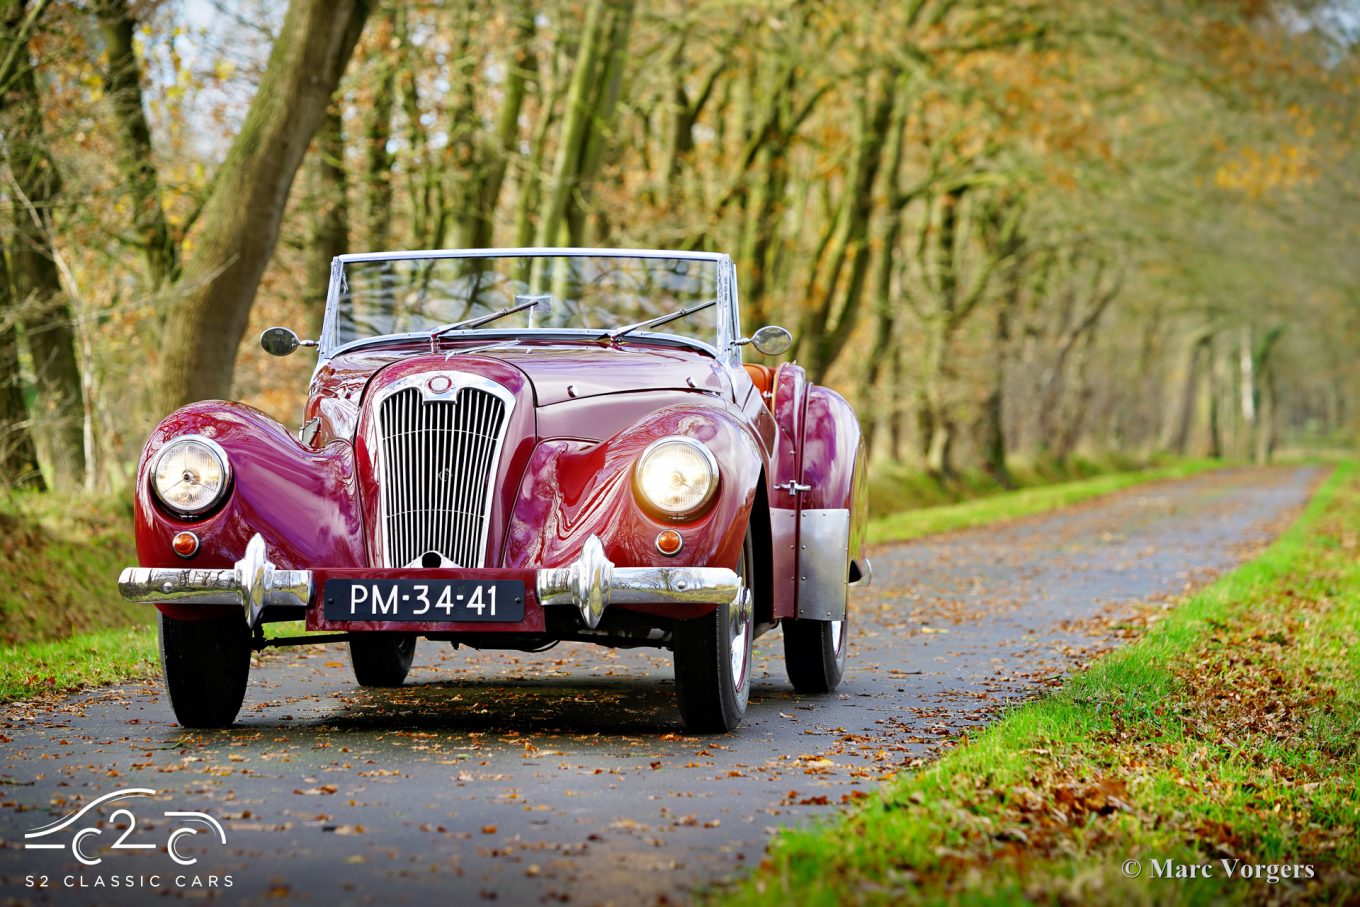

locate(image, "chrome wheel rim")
(831, 618), (847, 667)
(729, 590), (754, 691)
(729, 550), (754, 697)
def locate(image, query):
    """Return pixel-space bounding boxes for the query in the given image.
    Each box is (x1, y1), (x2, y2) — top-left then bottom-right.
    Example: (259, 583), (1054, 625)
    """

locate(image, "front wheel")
(672, 526), (755, 733)
(349, 634), (416, 687)
(782, 613), (847, 694)
(159, 612), (252, 728)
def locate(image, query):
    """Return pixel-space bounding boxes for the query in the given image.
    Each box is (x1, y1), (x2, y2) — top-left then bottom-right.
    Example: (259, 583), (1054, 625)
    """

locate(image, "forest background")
(2, 0), (1357, 497)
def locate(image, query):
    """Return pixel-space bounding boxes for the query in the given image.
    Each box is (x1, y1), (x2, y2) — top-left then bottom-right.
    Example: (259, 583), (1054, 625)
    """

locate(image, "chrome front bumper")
(118, 534), (740, 630)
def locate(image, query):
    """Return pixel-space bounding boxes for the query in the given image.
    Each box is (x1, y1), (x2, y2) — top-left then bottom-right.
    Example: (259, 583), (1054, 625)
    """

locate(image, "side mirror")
(260, 327), (316, 357)
(749, 325), (793, 357)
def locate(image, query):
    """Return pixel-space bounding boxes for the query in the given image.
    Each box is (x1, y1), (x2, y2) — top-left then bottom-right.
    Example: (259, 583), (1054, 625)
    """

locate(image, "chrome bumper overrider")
(536, 536), (740, 629)
(118, 535), (312, 629)
(118, 533), (741, 630)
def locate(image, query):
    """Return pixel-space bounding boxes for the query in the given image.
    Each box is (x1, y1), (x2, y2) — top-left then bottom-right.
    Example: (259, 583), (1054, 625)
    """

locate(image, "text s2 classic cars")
(119, 249), (870, 732)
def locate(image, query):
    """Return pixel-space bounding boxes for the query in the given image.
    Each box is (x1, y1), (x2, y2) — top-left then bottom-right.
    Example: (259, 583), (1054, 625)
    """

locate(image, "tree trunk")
(1051, 327), (1097, 462)
(3, 0), (86, 488)
(1036, 260), (1118, 457)
(532, 0), (611, 251)
(1254, 367), (1276, 464)
(0, 250), (43, 489)
(889, 341), (906, 461)
(862, 209), (902, 457)
(93, 0), (179, 287)
(736, 141), (785, 327)
(440, 2), (481, 249)
(974, 196), (1025, 484)
(978, 290), (1015, 487)
(919, 316), (956, 479)
(1206, 337), (1224, 459)
(732, 62), (800, 326)
(658, 38), (695, 208)
(796, 73), (897, 382)
(1165, 333), (1210, 455)
(462, 0), (535, 251)
(157, 0), (371, 413)
(1249, 326), (1284, 464)
(361, 9), (395, 252)
(912, 187), (967, 480)
(396, 7), (442, 250)
(568, 0), (634, 246)
(1238, 326), (1255, 431)
(512, 41), (566, 251)
(303, 102), (347, 339)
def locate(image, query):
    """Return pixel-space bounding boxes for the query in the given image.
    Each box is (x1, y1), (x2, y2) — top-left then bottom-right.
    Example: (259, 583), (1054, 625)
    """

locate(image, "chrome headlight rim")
(633, 435), (720, 521)
(148, 434), (233, 520)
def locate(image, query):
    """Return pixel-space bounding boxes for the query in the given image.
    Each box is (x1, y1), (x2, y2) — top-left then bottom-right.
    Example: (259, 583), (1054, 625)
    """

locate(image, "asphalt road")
(0, 466), (1319, 907)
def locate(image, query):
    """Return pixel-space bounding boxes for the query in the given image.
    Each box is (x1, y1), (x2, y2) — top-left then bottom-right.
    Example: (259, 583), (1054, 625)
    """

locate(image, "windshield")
(331, 253), (721, 350)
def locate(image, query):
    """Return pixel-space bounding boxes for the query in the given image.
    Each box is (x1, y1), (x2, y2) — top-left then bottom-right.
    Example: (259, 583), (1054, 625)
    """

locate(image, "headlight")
(634, 437), (719, 519)
(150, 436), (231, 517)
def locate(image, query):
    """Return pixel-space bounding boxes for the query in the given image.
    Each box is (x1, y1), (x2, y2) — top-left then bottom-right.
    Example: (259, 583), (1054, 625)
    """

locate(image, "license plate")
(323, 579), (525, 622)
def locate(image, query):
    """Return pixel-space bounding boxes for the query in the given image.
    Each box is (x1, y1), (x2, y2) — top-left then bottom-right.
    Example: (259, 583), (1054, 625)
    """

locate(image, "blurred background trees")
(1, 0), (1357, 492)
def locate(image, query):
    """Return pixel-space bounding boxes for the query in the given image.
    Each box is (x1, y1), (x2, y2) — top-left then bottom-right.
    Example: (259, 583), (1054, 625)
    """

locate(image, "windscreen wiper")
(429, 295), (553, 344)
(599, 298), (717, 343)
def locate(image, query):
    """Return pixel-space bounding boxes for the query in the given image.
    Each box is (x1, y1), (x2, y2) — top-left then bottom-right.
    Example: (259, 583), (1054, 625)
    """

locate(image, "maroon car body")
(120, 249), (869, 732)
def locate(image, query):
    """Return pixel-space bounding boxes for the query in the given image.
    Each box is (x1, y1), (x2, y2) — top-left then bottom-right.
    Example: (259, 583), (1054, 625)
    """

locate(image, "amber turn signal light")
(172, 531), (200, 558)
(655, 529), (683, 556)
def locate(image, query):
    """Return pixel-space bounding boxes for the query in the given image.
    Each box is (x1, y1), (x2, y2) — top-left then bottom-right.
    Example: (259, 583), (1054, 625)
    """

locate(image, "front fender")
(134, 401), (366, 619)
(504, 403), (763, 614)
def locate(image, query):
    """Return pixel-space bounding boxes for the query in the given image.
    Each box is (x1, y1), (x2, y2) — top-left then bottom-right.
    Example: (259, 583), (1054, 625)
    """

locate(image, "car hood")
(477, 344), (727, 405)
(323, 341), (729, 409)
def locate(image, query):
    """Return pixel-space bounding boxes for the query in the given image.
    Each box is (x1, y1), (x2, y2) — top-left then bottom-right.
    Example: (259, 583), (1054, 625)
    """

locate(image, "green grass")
(0, 624), (158, 701)
(865, 451), (1156, 515)
(0, 620), (317, 703)
(0, 491), (154, 702)
(724, 463), (1360, 906)
(0, 490), (141, 644)
(868, 458), (1222, 545)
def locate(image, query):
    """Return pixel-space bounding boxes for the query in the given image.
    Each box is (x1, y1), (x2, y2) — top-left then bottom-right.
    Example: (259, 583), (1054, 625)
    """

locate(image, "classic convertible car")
(118, 249), (869, 732)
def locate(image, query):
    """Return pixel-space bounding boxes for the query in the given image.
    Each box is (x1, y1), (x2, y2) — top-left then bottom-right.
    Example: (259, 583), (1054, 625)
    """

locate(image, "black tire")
(672, 526), (756, 733)
(782, 611), (848, 694)
(348, 634), (416, 687)
(158, 612), (251, 729)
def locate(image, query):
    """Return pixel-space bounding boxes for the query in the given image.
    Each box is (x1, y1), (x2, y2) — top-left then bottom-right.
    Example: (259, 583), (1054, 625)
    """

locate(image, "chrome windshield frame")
(319, 247), (737, 365)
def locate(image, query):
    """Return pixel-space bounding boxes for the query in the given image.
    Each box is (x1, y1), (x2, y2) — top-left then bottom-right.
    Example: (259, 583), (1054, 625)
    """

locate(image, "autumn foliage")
(1, 0), (1357, 490)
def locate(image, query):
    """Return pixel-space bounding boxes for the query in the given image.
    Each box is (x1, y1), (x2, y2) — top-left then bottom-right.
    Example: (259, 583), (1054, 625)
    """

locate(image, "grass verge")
(0, 624), (157, 702)
(725, 462), (1359, 905)
(0, 490), (140, 644)
(0, 491), (160, 703)
(868, 458), (1221, 545)
(0, 621), (314, 704)
(0, 492), (315, 703)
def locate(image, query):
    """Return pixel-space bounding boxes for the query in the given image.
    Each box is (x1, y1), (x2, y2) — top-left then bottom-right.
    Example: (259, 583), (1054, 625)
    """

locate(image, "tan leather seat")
(743, 364), (776, 409)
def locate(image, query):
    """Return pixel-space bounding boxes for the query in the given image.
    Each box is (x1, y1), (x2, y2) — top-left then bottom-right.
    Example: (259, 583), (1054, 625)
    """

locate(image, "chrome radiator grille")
(377, 383), (510, 568)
